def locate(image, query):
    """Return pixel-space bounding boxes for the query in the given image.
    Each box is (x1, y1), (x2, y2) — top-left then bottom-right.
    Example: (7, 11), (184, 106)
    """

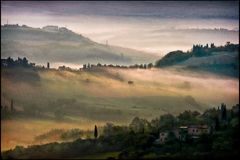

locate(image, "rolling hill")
(1, 24), (159, 66)
(2, 66), (238, 123)
(155, 44), (239, 77)
(1, 66), (239, 150)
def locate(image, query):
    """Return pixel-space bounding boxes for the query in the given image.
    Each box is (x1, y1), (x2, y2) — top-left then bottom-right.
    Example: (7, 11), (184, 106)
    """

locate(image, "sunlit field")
(1, 67), (239, 151)
(1, 118), (106, 151)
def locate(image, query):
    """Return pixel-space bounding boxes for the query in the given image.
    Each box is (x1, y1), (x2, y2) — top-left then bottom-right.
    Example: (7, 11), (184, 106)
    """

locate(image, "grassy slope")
(1, 67), (239, 150)
(0, 68), (206, 120)
(156, 46), (239, 78)
(1, 26), (159, 65)
(2, 67), (239, 121)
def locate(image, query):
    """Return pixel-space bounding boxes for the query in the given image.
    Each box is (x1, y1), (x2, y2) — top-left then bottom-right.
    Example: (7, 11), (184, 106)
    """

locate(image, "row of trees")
(192, 42), (238, 57)
(1, 57), (35, 68)
(156, 42), (239, 67)
(1, 57), (155, 70)
(2, 57), (52, 69)
(82, 63), (154, 70)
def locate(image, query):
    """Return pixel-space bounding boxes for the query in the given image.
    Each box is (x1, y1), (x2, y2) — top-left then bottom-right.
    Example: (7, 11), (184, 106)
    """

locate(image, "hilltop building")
(188, 125), (210, 138)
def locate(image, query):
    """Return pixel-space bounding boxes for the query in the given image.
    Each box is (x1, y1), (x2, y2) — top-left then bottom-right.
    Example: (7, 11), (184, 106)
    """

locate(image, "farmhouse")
(188, 125), (210, 138)
(155, 125), (211, 144)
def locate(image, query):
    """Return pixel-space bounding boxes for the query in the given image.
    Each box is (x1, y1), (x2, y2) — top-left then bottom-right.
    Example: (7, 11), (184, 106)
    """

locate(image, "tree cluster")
(156, 42), (239, 67)
(1, 57), (35, 68)
(82, 62), (154, 70)
(2, 103), (239, 159)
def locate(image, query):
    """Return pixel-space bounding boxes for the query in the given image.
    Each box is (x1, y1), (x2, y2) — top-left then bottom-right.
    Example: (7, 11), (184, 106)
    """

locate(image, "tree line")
(156, 42), (239, 67)
(2, 103), (239, 159)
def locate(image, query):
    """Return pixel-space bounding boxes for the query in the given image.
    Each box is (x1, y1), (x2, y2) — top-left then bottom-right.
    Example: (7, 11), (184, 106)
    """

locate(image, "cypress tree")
(94, 125), (98, 139)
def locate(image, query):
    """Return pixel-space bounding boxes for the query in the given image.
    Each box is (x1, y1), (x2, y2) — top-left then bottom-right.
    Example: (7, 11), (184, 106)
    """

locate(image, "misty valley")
(1, 1), (239, 158)
(1, 43), (239, 158)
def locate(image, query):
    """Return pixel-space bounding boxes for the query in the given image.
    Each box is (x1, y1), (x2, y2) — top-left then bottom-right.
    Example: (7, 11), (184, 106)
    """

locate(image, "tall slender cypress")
(94, 125), (98, 139)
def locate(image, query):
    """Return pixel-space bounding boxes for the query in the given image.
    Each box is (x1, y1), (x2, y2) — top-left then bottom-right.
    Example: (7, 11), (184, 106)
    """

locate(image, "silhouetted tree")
(147, 63), (153, 68)
(143, 64), (146, 69)
(2, 57), (33, 68)
(211, 43), (215, 48)
(129, 117), (144, 133)
(47, 62), (50, 69)
(6, 57), (14, 67)
(192, 44), (206, 57)
(94, 125), (98, 139)
(159, 114), (177, 129)
(129, 117), (150, 133)
(22, 57), (28, 67)
(226, 41), (230, 46)
(134, 64), (139, 68)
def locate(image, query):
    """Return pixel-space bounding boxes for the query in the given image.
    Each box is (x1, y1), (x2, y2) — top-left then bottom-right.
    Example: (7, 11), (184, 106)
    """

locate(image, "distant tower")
(10, 99), (14, 112)
(47, 62), (50, 69)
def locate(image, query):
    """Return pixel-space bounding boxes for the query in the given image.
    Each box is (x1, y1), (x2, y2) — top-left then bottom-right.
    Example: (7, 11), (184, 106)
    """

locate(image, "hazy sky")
(1, 1), (239, 55)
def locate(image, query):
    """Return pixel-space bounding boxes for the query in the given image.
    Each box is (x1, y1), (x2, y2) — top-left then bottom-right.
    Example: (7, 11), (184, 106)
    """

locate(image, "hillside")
(0, 68), (204, 121)
(1, 65), (239, 150)
(1, 24), (159, 65)
(1, 66), (238, 122)
(155, 43), (239, 77)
